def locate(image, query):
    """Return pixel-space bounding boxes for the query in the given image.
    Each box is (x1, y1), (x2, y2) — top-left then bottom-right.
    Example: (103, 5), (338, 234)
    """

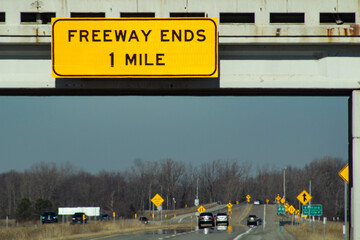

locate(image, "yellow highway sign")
(280, 198), (285, 204)
(339, 164), (349, 184)
(297, 190), (312, 205)
(288, 205), (295, 214)
(227, 202), (233, 208)
(52, 18), (218, 78)
(197, 205), (206, 213)
(246, 194), (251, 202)
(151, 193), (164, 207)
(276, 194), (281, 201)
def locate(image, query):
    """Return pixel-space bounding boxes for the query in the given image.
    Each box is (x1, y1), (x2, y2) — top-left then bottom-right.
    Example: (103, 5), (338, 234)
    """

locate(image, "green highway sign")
(277, 206), (285, 214)
(302, 204), (323, 216)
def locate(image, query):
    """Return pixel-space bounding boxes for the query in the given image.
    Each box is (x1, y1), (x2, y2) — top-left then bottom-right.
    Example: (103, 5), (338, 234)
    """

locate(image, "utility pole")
(283, 167), (287, 200)
(196, 178), (199, 199)
(194, 178), (199, 207)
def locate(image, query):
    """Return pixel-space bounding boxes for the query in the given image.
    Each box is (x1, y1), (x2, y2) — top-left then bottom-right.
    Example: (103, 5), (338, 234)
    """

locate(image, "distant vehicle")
(247, 215), (258, 226)
(198, 212), (215, 229)
(254, 199), (263, 205)
(41, 211), (58, 224)
(215, 213), (229, 226)
(139, 216), (149, 224)
(100, 214), (110, 221)
(72, 212), (88, 223)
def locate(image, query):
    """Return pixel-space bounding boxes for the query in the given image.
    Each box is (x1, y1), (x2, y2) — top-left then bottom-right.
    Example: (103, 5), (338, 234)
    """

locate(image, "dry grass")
(0, 203), (218, 240)
(0, 217), (193, 240)
(285, 221), (345, 240)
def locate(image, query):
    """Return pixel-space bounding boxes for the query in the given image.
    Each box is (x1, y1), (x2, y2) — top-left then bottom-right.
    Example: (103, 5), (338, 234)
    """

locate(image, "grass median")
(285, 221), (345, 240)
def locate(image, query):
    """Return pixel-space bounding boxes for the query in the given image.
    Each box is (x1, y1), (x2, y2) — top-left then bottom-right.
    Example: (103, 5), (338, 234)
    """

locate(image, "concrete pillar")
(351, 90), (360, 240)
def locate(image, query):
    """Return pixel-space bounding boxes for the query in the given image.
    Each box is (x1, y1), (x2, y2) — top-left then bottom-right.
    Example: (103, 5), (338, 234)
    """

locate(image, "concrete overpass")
(0, 1), (359, 239)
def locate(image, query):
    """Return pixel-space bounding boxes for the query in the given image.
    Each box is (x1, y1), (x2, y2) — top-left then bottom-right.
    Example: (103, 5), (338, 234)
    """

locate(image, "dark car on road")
(72, 212), (88, 223)
(100, 214), (110, 221)
(41, 211), (58, 224)
(247, 214), (258, 226)
(139, 216), (149, 224)
(198, 212), (215, 229)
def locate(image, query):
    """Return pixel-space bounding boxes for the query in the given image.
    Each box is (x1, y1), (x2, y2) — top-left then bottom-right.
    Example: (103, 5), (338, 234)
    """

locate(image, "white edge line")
(233, 227), (253, 240)
(263, 204), (266, 229)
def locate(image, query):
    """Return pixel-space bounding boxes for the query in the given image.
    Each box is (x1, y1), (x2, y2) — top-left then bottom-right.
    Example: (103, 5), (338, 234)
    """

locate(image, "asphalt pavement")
(79, 204), (296, 240)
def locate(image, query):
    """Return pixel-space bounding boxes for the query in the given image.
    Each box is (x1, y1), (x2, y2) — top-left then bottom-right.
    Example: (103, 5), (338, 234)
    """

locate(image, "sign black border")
(52, 18), (218, 78)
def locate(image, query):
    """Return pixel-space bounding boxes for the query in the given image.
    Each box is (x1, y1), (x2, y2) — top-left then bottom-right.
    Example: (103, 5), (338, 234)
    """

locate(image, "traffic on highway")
(76, 202), (296, 240)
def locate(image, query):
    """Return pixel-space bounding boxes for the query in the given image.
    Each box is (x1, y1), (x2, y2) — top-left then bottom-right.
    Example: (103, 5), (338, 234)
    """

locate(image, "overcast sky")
(0, 96), (348, 174)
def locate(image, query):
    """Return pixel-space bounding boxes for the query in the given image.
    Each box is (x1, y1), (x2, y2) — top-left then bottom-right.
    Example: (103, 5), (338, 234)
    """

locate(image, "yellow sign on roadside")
(227, 202), (233, 208)
(276, 194), (281, 201)
(297, 190), (312, 205)
(246, 194), (251, 202)
(197, 205), (206, 213)
(339, 164), (349, 184)
(280, 198), (285, 204)
(288, 205), (295, 214)
(151, 193), (164, 207)
(52, 18), (218, 78)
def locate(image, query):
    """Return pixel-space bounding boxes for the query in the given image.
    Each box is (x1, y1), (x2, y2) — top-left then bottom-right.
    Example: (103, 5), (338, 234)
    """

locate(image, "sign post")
(339, 164), (349, 240)
(246, 194), (251, 203)
(152, 193), (164, 224)
(113, 212), (115, 230)
(297, 189), (312, 230)
(227, 202), (233, 214)
(82, 214), (85, 232)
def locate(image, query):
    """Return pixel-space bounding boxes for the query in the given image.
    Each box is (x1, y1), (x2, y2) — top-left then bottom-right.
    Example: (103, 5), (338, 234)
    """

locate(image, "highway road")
(81, 204), (296, 240)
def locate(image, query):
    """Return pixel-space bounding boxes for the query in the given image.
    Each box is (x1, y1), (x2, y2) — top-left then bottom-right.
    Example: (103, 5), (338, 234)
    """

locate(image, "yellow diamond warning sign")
(197, 205), (206, 213)
(52, 18), (218, 78)
(297, 190), (312, 205)
(151, 193), (164, 207)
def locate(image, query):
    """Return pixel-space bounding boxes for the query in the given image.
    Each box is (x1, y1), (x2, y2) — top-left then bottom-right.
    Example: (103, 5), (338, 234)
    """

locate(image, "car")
(198, 212), (215, 229)
(254, 199), (263, 205)
(139, 216), (149, 224)
(247, 215), (258, 226)
(215, 213), (229, 226)
(41, 211), (58, 224)
(72, 212), (88, 223)
(100, 214), (110, 221)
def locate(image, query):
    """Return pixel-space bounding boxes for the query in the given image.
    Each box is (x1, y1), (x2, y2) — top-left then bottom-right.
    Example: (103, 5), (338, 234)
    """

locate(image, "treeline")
(0, 157), (346, 221)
